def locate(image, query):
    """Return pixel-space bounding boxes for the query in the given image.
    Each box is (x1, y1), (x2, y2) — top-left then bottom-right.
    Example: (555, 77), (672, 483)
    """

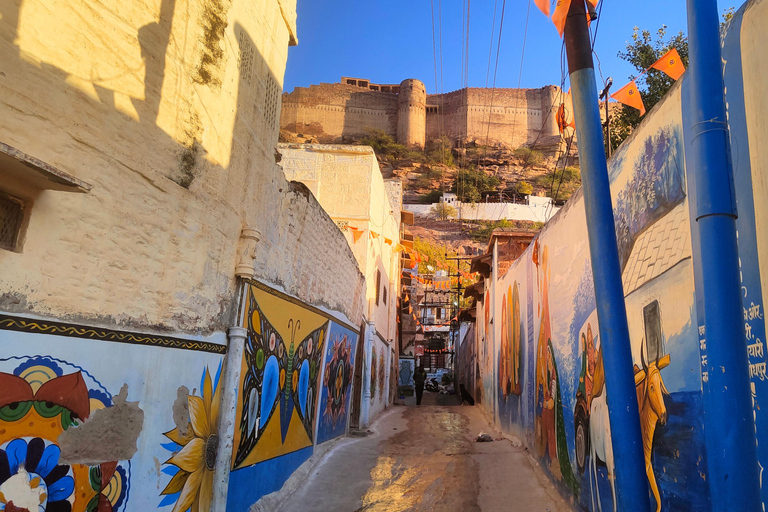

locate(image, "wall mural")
(0, 356), (129, 512)
(478, 81), (714, 511)
(399, 358), (414, 389)
(370, 349), (377, 402)
(499, 283), (522, 397)
(316, 322), (358, 444)
(160, 365), (221, 512)
(377, 348), (386, 402)
(232, 283), (327, 470)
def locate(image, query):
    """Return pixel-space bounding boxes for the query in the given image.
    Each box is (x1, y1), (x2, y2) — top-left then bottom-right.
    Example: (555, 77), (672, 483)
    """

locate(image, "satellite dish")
(427, 265), (434, 272)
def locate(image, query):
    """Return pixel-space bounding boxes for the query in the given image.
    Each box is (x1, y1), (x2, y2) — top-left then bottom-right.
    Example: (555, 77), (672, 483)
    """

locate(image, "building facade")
(278, 143), (403, 426)
(0, 0), (368, 509)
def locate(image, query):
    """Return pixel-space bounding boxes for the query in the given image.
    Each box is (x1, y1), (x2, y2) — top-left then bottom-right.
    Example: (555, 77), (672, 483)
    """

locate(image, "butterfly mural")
(233, 288), (327, 468)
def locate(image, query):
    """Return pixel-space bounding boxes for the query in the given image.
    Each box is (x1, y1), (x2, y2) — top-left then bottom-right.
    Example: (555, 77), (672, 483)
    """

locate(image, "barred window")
(375, 270), (381, 306)
(0, 190), (24, 251)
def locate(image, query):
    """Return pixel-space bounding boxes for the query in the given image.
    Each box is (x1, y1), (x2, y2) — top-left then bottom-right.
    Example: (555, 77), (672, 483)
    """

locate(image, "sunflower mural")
(0, 356), (129, 512)
(159, 366), (221, 512)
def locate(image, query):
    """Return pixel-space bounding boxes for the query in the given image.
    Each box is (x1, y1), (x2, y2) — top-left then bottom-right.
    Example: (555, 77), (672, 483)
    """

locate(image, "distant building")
(405, 193), (560, 223)
(281, 77), (573, 151)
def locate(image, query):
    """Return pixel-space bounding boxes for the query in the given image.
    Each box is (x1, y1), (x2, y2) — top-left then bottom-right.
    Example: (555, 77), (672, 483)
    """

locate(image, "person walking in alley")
(414, 365), (427, 405)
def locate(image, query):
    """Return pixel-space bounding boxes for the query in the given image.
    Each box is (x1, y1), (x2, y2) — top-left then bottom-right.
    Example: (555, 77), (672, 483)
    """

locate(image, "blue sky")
(284, 0), (738, 94)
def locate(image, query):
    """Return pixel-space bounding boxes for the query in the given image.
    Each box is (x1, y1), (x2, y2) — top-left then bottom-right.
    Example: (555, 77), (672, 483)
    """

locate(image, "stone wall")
(0, 0), (366, 510)
(281, 83), (398, 143)
(282, 80), (569, 150)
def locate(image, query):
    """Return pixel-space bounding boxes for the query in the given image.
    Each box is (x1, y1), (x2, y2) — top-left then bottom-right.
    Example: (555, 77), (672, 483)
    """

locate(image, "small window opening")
(0, 190), (25, 251)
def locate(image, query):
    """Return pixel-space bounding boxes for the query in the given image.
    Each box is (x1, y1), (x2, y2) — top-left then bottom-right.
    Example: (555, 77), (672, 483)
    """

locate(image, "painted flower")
(0, 438), (74, 512)
(0, 358), (128, 512)
(161, 368), (221, 512)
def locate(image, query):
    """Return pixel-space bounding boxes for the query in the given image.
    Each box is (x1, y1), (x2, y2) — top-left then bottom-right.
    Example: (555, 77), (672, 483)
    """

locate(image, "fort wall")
(281, 78), (570, 150)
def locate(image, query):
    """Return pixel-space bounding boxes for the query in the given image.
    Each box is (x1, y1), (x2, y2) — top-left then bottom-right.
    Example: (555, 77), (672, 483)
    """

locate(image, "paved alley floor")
(275, 392), (571, 512)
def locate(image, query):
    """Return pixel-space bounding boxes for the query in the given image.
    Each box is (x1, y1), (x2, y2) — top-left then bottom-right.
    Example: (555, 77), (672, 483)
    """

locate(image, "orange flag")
(551, 0), (571, 37)
(384, 237), (393, 246)
(371, 231), (380, 239)
(611, 80), (646, 116)
(651, 48), (685, 81)
(352, 230), (364, 243)
(534, 0), (550, 16)
(556, 103), (576, 134)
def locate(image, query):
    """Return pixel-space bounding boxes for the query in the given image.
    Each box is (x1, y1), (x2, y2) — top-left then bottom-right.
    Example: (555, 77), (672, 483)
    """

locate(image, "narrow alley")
(271, 394), (570, 512)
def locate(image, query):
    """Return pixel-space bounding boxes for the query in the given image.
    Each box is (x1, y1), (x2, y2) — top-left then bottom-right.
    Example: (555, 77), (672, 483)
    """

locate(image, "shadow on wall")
(340, 91), (398, 144)
(0, 0), (362, 332)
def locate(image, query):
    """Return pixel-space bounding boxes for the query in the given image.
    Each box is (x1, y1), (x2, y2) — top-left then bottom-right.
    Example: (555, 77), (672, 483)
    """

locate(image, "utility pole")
(599, 77), (613, 157)
(686, 0), (761, 509)
(563, 2), (650, 510)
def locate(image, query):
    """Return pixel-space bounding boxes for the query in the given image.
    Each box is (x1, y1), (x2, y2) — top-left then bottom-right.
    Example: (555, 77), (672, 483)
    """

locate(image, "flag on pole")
(551, 0), (572, 37)
(556, 103), (576, 134)
(534, 0), (550, 16)
(650, 48), (686, 81)
(611, 80), (646, 115)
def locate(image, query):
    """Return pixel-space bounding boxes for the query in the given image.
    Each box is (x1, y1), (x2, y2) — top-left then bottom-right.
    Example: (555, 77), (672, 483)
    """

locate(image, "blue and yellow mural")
(316, 323), (359, 444)
(227, 280), (361, 507)
(475, 5), (768, 509)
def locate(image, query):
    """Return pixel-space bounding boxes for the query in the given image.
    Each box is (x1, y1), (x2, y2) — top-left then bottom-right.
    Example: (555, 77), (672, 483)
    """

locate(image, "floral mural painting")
(0, 356), (129, 512)
(160, 365), (221, 512)
(317, 323), (359, 444)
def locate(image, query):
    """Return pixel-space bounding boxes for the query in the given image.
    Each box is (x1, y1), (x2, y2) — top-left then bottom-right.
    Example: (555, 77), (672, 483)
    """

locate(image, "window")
(346, 79), (357, 86)
(383, 286), (387, 307)
(263, 75), (280, 129)
(375, 270), (382, 306)
(0, 190), (24, 251)
(436, 308), (443, 320)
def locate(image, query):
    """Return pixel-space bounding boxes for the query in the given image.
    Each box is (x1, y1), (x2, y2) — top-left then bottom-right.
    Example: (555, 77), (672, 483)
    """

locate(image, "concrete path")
(274, 392), (571, 512)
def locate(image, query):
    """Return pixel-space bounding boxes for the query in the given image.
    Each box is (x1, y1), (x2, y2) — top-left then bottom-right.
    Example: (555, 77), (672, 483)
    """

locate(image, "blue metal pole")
(563, 2), (650, 510)
(686, 0), (761, 509)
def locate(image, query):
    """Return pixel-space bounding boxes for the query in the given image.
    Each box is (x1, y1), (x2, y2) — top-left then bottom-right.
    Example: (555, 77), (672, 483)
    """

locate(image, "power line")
(483, 0), (508, 160)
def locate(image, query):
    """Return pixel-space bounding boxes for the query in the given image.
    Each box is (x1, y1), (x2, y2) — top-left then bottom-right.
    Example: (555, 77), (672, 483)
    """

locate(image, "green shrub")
(452, 168), (501, 203)
(534, 166), (581, 201)
(516, 181), (533, 195)
(430, 202), (457, 220)
(425, 136), (454, 166)
(422, 189), (444, 203)
(513, 147), (544, 166)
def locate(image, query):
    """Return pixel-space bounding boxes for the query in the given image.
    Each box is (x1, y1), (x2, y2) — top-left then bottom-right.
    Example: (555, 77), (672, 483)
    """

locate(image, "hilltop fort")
(281, 77), (571, 152)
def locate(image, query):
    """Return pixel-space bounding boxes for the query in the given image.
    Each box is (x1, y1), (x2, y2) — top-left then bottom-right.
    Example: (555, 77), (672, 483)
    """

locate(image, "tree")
(452, 168), (501, 203)
(611, 26), (689, 150)
(430, 202), (457, 220)
(516, 181), (533, 195)
(611, 9), (734, 150)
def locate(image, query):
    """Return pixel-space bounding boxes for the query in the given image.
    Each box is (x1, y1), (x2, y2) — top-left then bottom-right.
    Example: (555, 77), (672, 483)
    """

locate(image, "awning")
(464, 281), (484, 301)
(0, 142), (92, 193)
(421, 325), (451, 333)
(470, 253), (493, 278)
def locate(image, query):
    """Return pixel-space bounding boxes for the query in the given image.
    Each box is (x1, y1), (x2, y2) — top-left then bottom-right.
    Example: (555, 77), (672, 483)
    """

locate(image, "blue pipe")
(686, 0), (761, 509)
(563, 2), (650, 510)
